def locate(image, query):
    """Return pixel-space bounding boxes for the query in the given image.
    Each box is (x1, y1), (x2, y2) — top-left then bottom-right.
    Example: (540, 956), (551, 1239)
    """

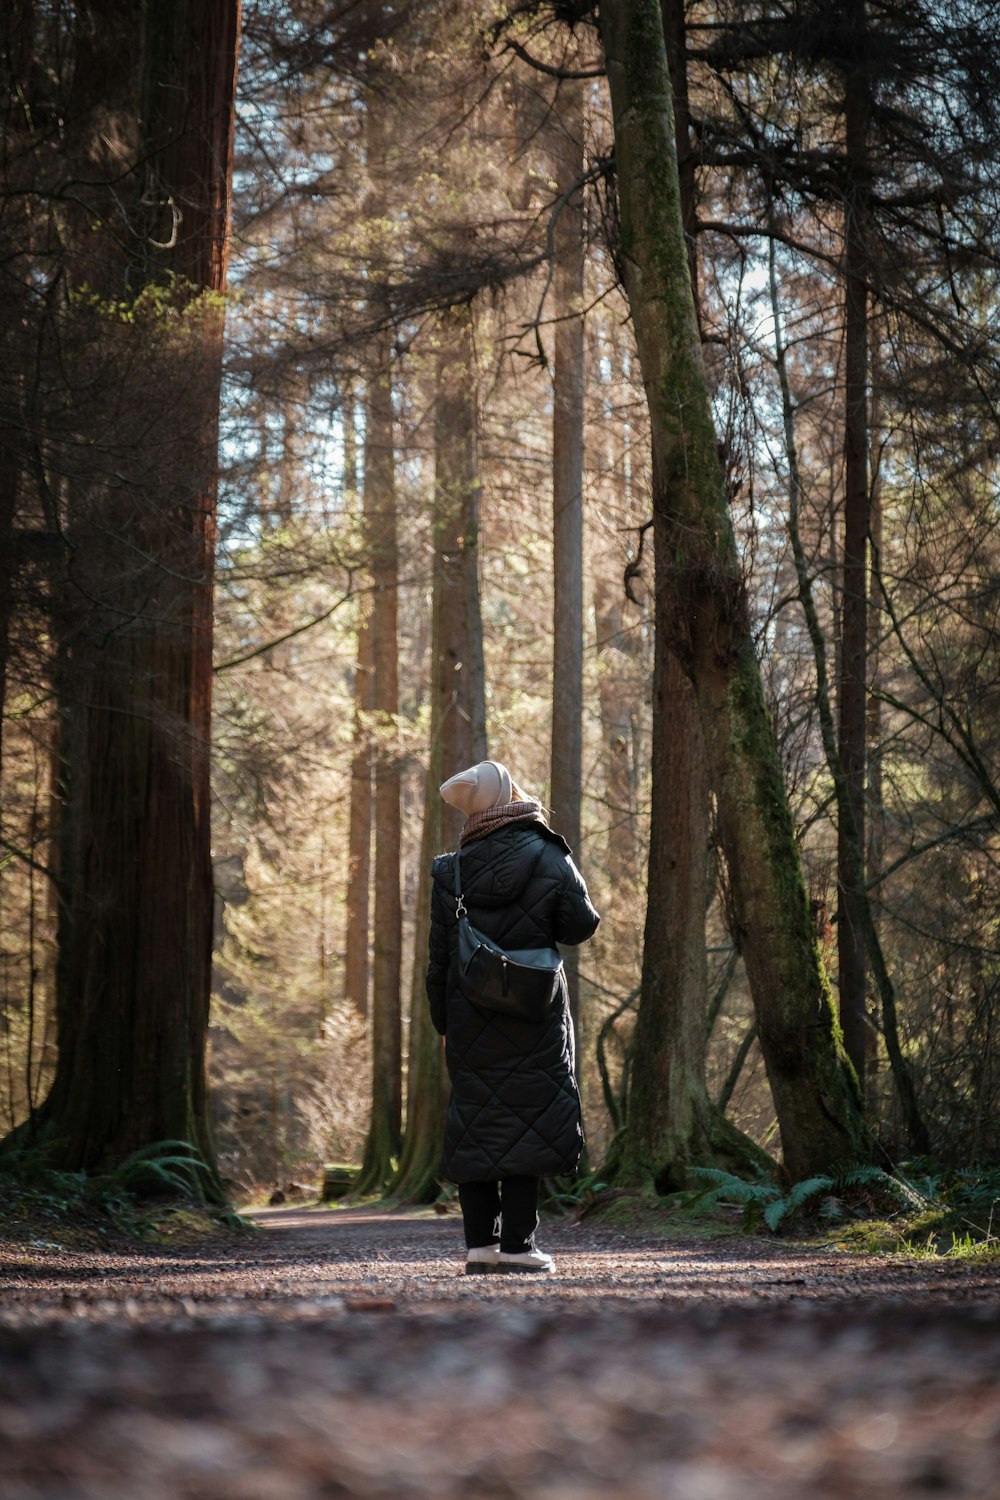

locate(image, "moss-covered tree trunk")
(600, 0), (875, 1180)
(612, 0), (768, 1191)
(391, 307), (486, 1202)
(25, 0), (240, 1196)
(619, 638), (773, 1188)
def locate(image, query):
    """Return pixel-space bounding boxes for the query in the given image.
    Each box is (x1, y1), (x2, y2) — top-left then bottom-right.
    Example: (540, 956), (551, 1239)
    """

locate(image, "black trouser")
(458, 1176), (540, 1253)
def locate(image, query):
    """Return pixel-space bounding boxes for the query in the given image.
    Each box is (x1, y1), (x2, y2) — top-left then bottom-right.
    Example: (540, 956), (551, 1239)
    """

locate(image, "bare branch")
(503, 38), (604, 80)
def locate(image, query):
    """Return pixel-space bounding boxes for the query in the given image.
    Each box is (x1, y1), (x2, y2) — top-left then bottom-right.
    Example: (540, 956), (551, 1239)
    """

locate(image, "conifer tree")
(599, 0), (875, 1179)
(10, 0), (241, 1193)
(392, 306), (486, 1201)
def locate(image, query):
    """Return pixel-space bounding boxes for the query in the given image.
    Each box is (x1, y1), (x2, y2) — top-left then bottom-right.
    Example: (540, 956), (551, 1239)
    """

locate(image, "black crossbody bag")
(452, 845), (563, 1022)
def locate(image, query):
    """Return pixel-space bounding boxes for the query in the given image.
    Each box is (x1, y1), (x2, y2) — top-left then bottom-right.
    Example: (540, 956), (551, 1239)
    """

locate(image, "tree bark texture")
(392, 307), (486, 1201)
(0, 0), (34, 782)
(356, 325), (403, 1191)
(1, 3), (65, 875)
(356, 79), (403, 1192)
(0, 347), (18, 801)
(432, 310), (488, 799)
(837, 5), (871, 1088)
(343, 386), (373, 1021)
(550, 77), (586, 1045)
(614, 0), (765, 1190)
(600, 0), (875, 1180)
(622, 640), (771, 1187)
(660, 0), (698, 309)
(32, 0), (240, 1191)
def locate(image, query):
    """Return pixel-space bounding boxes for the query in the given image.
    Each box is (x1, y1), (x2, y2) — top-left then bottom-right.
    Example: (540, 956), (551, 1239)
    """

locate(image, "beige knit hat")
(440, 760), (522, 814)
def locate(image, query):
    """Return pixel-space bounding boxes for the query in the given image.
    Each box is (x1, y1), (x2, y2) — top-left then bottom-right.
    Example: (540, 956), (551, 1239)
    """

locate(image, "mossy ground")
(0, 1180), (252, 1249)
(576, 1185), (755, 1241)
(808, 1211), (1000, 1261)
(581, 1181), (1000, 1261)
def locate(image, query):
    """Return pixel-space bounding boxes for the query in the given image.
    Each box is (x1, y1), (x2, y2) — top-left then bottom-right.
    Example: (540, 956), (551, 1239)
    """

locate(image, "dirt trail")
(1, 1205), (999, 1498)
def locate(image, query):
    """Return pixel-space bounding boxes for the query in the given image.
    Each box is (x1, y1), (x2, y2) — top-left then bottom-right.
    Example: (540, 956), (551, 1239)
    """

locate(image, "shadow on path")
(1, 1205), (999, 1497)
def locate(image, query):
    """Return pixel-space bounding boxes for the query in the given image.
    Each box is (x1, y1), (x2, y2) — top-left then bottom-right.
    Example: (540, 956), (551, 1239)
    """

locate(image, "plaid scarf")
(459, 798), (546, 846)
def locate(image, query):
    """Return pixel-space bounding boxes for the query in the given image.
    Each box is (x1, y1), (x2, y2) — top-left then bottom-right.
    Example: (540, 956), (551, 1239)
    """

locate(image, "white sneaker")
(497, 1247), (555, 1274)
(465, 1244), (502, 1275)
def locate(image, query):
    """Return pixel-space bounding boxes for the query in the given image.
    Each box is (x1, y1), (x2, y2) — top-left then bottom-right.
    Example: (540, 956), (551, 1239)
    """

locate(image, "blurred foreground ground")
(1, 1205), (998, 1498)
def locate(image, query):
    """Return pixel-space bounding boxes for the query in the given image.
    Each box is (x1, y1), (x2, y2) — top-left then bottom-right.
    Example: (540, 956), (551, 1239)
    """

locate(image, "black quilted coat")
(426, 819), (600, 1183)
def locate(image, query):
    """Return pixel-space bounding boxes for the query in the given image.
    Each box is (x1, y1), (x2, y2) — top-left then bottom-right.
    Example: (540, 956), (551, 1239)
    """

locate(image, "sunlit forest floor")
(2, 1206), (999, 1498)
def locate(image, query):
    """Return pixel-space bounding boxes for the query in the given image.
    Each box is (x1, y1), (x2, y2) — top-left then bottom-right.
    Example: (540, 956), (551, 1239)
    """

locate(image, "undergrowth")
(677, 1163), (926, 1232)
(673, 1163), (1000, 1260)
(0, 1141), (250, 1244)
(542, 1167), (609, 1217)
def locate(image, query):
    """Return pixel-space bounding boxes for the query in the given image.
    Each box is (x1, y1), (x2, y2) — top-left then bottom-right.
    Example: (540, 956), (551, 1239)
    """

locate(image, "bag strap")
(453, 845), (467, 917)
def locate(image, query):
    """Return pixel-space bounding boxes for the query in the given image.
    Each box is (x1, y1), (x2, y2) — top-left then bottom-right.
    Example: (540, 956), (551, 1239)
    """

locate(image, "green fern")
(763, 1176), (833, 1231)
(683, 1166), (776, 1201)
(817, 1196), (846, 1222)
(94, 1140), (213, 1199)
(681, 1166), (781, 1229)
(682, 1163), (933, 1235)
(833, 1164), (933, 1211)
(0, 1139), (223, 1238)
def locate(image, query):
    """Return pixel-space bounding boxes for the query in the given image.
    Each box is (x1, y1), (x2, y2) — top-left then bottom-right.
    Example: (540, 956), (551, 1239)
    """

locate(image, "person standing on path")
(426, 760), (600, 1275)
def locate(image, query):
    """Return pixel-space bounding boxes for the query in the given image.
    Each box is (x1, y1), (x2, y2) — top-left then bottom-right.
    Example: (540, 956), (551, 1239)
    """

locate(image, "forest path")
(2, 1205), (999, 1498)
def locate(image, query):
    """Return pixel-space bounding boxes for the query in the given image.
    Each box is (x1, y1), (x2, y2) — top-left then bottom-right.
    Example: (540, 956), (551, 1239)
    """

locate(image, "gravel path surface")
(2, 1204), (999, 1498)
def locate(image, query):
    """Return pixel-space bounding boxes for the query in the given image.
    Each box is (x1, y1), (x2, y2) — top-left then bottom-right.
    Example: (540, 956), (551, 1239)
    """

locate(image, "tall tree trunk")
(625, 0), (709, 1184)
(550, 77), (586, 1047)
(355, 320), (403, 1193)
(27, 0), (240, 1193)
(866, 375), (884, 926)
(661, 0), (698, 312)
(355, 81), (403, 1190)
(0, 377), (17, 804)
(611, 0), (767, 1189)
(391, 306), (486, 1202)
(600, 0), (875, 1181)
(355, 79), (403, 1194)
(837, 4), (871, 1088)
(343, 384), (373, 1021)
(0, 0), (35, 816)
(866, 340), (885, 1113)
(621, 638), (772, 1187)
